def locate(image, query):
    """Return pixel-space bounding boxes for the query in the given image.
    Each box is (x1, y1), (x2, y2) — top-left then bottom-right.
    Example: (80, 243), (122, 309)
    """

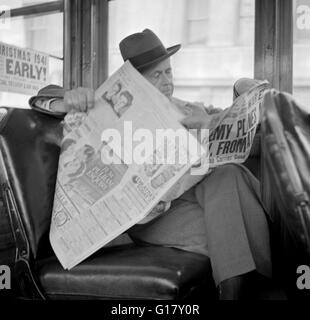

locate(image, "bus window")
(0, 0), (63, 109)
(293, 0), (310, 109)
(108, 0), (255, 109)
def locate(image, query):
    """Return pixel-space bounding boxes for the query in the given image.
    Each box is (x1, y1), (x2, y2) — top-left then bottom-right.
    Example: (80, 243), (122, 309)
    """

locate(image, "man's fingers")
(64, 87), (94, 113)
(71, 91), (84, 112)
(64, 90), (80, 112)
(76, 87), (88, 112)
(181, 115), (204, 129)
(155, 201), (165, 212)
(150, 201), (166, 214)
(64, 91), (74, 112)
(184, 103), (206, 117)
(86, 88), (95, 110)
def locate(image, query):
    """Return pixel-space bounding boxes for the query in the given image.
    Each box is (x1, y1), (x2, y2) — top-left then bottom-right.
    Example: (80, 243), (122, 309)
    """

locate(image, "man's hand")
(137, 201), (169, 224)
(181, 104), (223, 130)
(64, 87), (95, 113)
(205, 105), (223, 115)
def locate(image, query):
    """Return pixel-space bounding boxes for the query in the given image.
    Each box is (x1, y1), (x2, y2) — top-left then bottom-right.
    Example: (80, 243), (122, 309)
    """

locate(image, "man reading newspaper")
(29, 29), (271, 300)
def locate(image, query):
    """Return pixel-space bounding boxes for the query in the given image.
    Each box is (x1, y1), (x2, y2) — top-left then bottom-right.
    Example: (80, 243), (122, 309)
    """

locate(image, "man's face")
(141, 58), (174, 99)
(65, 158), (82, 175)
(115, 94), (127, 109)
(107, 83), (121, 99)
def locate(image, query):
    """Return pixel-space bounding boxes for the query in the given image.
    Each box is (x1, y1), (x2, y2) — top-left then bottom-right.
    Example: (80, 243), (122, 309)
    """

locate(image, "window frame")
(10, 1), (63, 18)
(8, 0), (295, 93)
(63, 0), (109, 90)
(254, 0), (293, 93)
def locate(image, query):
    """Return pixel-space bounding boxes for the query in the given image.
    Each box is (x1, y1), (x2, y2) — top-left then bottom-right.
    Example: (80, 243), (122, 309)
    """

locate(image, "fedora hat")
(29, 84), (65, 107)
(119, 29), (181, 71)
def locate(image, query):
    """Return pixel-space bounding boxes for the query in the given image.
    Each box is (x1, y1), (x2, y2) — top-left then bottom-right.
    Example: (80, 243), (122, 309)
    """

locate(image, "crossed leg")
(128, 164), (272, 296)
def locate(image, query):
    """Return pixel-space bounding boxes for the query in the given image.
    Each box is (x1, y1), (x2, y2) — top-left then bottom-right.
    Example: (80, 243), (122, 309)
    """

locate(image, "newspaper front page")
(50, 61), (203, 269)
(207, 82), (269, 166)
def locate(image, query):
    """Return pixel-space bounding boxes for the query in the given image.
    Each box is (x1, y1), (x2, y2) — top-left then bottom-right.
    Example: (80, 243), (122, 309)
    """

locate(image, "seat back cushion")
(261, 90), (310, 257)
(0, 108), (62, 258)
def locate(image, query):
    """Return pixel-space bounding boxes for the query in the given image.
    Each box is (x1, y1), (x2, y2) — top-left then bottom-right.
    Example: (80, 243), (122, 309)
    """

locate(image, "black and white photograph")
(0, 0), (310, 316)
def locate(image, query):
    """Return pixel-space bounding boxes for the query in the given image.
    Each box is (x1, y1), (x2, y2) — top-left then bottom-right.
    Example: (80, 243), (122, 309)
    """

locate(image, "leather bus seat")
(0, 105), (278, 299)
(261, 90), (310, 298)
(0, 108), (214, 299)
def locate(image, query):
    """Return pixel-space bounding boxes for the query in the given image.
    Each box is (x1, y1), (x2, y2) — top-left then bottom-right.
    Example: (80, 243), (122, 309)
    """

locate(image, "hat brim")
(28, 95), (43, 107)
(28, 87), (65, 107)
(135, 44), (181, 71)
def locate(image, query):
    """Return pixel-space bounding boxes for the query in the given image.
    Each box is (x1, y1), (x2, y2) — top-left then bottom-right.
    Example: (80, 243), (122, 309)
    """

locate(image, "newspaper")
(162, 81), (270, 202)
(50, 61), (203, 269)
(207, 82), (269, 165)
